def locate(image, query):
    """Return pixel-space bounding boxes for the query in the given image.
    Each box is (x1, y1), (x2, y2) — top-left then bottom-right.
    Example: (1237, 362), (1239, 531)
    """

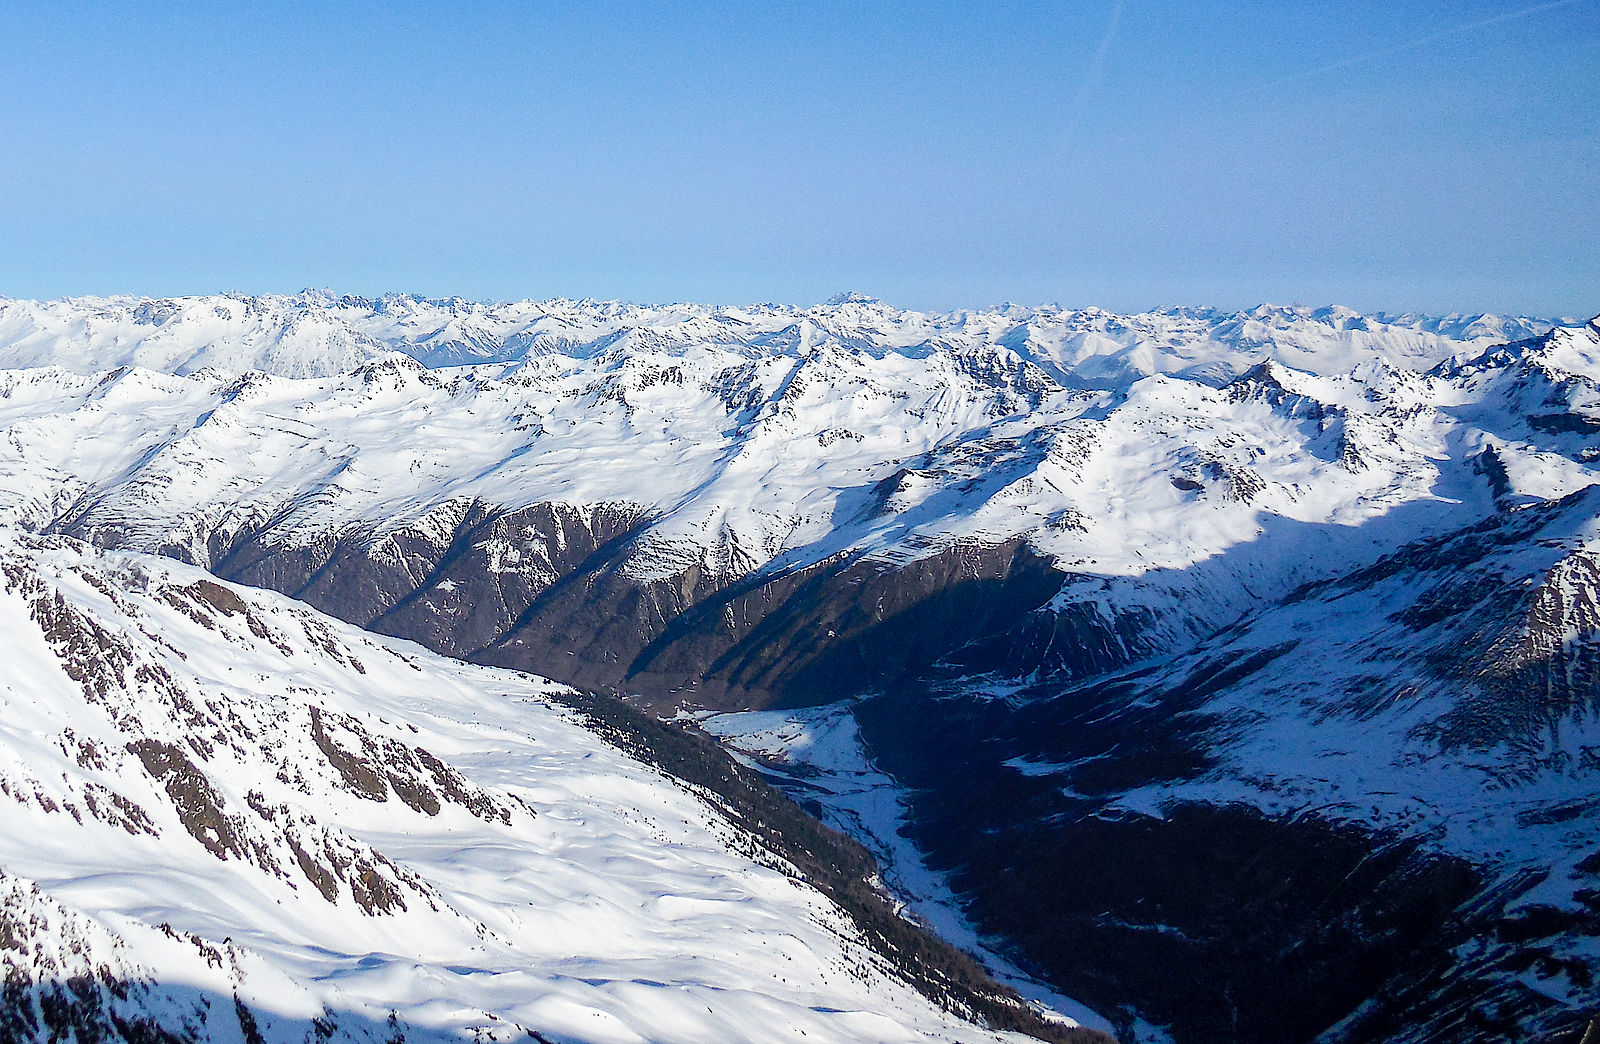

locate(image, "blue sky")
(0, 1), (1594, 314)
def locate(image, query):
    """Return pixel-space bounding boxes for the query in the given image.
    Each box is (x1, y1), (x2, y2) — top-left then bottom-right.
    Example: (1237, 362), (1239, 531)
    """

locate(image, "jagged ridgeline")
(2, 291), (1600, 1042)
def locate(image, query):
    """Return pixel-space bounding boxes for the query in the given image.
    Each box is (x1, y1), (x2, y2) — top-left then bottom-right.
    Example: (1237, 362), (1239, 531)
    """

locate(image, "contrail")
(1228, 0), (1585, 98)
(1065, 0), (1125, 143)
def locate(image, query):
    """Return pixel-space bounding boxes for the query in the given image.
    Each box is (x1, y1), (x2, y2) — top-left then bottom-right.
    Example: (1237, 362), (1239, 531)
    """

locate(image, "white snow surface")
(0, 530), (1039, 1044)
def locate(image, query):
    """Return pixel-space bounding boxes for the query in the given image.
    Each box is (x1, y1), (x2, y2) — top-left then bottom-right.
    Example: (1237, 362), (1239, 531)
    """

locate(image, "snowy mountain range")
(1, 290), (1598, 1043)
(0, 290), (1560, 383)
(0, 294), (1586, 703)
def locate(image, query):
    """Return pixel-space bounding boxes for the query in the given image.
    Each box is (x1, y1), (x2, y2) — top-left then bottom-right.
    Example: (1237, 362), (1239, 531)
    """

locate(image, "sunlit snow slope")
(0, 530), (1069, 1044)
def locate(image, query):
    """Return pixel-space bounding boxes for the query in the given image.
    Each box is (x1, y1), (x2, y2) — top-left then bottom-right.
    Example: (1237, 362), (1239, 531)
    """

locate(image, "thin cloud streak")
(1064, 0), (1126, 146)
(1228, 0), (1584, 98)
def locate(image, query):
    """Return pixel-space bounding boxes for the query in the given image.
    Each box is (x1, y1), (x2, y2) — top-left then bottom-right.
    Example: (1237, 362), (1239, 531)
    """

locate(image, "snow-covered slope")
(0, 529), (1078, 1044)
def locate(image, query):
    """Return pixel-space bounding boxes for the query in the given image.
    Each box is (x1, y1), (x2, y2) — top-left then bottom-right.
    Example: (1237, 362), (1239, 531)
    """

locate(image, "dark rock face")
(209, 501), (652, 657)
(852, 684), (1484, 1043)
(126, 739), (243, 860)
(130, 498), (1100, 712)
(607, 536), (1069, 708)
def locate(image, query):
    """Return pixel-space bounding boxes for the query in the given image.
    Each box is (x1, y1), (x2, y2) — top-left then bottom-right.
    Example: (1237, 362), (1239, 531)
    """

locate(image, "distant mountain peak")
(823, 290), (881, 306)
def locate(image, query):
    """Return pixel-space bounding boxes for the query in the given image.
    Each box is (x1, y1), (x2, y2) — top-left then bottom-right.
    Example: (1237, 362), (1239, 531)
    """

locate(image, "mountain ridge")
(2, 309), (1593, 714)
(0, 291), (1570, 384)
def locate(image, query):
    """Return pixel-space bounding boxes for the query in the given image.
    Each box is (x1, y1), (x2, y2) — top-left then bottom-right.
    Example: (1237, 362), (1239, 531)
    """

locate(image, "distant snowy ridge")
(0, 290), (1567, 383)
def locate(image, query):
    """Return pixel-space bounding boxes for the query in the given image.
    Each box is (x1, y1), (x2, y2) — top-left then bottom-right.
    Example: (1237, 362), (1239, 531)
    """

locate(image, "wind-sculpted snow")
(0, 530), (1082, 1043)
(0, 301), (1594, 708)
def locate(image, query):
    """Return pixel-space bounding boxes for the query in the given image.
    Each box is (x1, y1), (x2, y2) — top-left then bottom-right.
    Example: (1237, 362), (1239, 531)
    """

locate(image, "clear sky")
(0, 1), (1595, 315)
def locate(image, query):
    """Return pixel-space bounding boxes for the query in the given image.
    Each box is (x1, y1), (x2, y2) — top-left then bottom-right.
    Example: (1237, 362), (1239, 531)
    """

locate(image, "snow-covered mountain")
(0, 295), (1588, 711)
(0, 529), (1082, 1044)
(4, 289), (1600, 1043)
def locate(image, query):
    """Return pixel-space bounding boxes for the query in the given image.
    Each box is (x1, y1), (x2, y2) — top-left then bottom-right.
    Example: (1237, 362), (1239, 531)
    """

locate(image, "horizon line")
(0, 287), (1584, 322)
